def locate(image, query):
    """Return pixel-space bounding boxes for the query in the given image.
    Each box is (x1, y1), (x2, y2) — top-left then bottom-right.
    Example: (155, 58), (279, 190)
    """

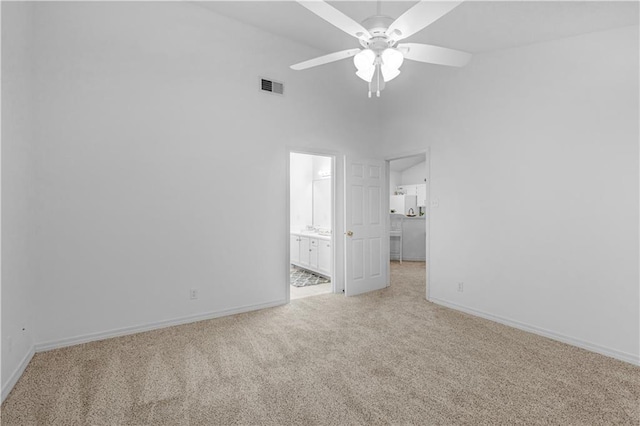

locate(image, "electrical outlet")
(7, 336), (13, 353)
(457, 282), (464, 292)
(431, 198), (440, 208)
(190, 288), (199, 300)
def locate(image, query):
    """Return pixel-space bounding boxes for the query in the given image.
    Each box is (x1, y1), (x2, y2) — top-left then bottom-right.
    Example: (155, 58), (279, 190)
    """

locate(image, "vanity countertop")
(291, 231), (332, 240)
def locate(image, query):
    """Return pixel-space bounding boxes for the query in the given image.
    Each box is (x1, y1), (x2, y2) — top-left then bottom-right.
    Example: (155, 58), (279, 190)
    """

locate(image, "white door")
(344, 158), (387, 296)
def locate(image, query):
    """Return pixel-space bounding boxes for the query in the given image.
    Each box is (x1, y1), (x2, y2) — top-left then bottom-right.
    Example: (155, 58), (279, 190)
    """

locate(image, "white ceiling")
(389, 155), (425, 172)
(197, 1), (638, 58)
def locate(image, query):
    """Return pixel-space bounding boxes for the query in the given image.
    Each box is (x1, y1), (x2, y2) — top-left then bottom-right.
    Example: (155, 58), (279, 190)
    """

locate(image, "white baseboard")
(1, 345), (35, 403)
(35, 299), (287, 352)
(430, 297), (640, 366)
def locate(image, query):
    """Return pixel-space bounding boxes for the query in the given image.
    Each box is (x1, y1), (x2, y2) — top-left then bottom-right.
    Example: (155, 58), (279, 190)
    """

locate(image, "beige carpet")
(2, 261), (639, 425)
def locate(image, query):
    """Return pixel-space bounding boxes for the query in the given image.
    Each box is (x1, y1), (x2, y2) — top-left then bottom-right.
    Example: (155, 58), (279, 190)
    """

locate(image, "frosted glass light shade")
(356, 67), (375, 82)
(381, 48), (404, 70)
(354, 49), (375, 71)
(381, 66), (401, 82)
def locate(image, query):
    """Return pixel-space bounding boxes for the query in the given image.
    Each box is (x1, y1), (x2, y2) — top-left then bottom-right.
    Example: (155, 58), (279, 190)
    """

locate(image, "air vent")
(260, 78), (284, 95)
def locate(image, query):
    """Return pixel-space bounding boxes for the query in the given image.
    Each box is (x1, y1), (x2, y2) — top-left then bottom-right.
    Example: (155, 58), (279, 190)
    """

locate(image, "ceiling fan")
(290, 0), (471, 98)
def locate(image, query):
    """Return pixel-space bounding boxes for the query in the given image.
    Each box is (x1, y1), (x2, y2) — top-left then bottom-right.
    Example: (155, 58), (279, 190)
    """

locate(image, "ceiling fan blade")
(386, 1), (463, 42)
(399, 43), (471, 67)
(296, 1), (371, 41)
(291, 48), (361, 71)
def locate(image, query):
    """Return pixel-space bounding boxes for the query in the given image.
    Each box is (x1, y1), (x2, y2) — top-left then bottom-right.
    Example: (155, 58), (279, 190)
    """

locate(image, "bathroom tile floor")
(290, 282), (332, 300)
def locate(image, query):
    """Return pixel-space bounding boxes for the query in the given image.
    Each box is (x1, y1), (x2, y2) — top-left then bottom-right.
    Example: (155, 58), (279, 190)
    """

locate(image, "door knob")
(346, 231), (353, 237)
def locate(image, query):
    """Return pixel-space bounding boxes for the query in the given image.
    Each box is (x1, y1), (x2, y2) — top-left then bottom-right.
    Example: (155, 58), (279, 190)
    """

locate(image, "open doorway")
(289, 152), (334, 300)
(387, 153), (428, 297)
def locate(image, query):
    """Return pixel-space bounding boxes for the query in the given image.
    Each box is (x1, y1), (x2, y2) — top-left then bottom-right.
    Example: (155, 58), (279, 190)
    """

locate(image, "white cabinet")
(299, 236), (310, 267)
(290, 233), (331, 278)
(290, 235), (311, 267)
(399, 185), (417, 197)
(309, 238), (319, 269)
(396, 184), (426, 207)
(318, 240), (331, 276)
(290, 235), (300, 264)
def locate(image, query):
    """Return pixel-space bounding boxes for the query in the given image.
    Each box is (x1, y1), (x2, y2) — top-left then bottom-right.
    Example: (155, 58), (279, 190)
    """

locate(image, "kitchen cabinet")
(398, 185), (417, 197)
(396, 184), (426, 207)
(290, 233), (331, 278)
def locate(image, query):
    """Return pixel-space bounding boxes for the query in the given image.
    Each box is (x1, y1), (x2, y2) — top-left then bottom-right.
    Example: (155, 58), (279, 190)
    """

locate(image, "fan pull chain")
(376, 63), (381, 97)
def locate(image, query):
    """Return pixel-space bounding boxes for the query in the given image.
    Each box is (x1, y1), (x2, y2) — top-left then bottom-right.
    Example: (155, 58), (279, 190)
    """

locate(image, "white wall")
(290, 153), (313, 232)
(378, 26), (640, 363)
(401, 161), (427, 186)
(389, 170), (401, 196)
(2, 6), (638, 403)
(28, 2), (377, 347)
(1, 2), (37, 397)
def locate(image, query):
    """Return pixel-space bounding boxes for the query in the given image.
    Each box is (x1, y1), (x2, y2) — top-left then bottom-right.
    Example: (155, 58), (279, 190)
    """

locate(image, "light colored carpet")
(2, 261), (639, 425)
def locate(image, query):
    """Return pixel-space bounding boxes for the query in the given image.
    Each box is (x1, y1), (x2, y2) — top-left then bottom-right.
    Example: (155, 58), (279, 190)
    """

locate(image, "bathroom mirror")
(312, 178), (331, 229)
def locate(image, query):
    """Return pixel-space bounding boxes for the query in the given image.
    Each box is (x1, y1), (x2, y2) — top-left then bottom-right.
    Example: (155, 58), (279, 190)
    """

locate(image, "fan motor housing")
(361, 15), (394, 36)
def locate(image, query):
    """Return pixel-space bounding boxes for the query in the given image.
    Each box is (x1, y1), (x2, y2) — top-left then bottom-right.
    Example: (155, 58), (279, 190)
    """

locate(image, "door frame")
(286, 148), (341, 303)
(384, 148), (431, 300)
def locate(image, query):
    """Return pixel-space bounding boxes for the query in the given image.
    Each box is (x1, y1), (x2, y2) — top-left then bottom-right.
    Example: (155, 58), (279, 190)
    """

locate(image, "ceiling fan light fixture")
(381, 66), (401, 82)
(353, 49), (375, 71)
(289, 0), (471, 98)
(381, 48), (404, 71)
(356, 67), (375, 82)
(369, 65), (385, 93)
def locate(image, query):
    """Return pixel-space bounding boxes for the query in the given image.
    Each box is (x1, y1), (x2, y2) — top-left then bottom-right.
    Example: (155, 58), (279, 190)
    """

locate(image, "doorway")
(289, 152), (334, 300)
(387, 153), (429, 298)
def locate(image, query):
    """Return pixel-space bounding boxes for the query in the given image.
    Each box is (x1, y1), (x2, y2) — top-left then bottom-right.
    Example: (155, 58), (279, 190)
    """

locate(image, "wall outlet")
(431, 198), (440, 208)
(190, 288), (199, 300)
(457, 282), (464, 292)
(7, 336), (13, 353)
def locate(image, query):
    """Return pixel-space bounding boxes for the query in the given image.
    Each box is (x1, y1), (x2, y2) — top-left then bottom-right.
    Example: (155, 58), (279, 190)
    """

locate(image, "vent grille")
(260, 78), (284, 95)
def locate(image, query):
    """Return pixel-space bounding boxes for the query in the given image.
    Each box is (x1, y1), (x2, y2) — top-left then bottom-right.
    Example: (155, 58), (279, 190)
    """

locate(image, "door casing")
(286, 148), (339, 302)
(384, 149), (431, 300)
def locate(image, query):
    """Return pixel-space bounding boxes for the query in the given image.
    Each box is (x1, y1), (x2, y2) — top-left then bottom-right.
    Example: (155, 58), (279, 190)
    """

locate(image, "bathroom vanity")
(290, 232), (332, 278)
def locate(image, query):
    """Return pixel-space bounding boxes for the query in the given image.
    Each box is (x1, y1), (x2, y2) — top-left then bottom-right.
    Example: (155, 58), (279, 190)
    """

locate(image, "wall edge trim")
(1, 345), (35, 403)
(430, 297), (640, 366)
(35, 299), (287, 352)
